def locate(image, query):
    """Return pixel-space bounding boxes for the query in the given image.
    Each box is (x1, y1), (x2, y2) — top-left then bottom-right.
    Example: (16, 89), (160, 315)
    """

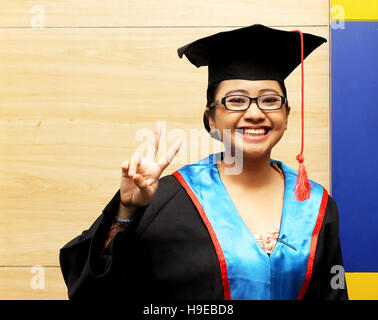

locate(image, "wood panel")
(0, 0), (328, 27)
(0, 26), (329, 267)
(0, 267), (67, 299)
(0, 0), (329, 299)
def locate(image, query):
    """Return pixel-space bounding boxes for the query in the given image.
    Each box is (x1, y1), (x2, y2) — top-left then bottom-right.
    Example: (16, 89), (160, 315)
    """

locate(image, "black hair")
(203, 80), (291, 132)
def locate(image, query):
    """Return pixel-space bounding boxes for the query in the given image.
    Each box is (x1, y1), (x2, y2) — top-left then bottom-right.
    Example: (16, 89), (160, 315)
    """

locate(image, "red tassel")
(291, 29), (311, 201)
(295, 154), (311, 201)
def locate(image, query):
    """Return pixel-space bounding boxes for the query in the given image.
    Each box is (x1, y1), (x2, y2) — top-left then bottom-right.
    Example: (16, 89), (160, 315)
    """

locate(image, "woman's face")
(205, 79), (288, 160)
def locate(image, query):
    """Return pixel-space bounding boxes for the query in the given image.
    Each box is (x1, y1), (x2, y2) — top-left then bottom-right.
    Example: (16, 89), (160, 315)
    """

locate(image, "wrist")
(117, 201), (139, 220)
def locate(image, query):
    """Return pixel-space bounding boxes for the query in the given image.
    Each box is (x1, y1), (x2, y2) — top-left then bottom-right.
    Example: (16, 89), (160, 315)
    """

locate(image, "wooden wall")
(0, 1), (329, 299)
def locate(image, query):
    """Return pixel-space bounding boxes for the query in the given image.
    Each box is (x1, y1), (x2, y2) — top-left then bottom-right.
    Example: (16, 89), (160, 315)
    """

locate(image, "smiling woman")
(205, 80), (290, 130)
(206, 80), (289, 157)
(204, 79), (290, 238)
(60, 24), (348, 300)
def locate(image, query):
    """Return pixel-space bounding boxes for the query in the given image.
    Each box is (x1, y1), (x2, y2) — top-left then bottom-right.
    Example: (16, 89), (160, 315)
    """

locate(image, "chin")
(242, 148), (271, 161)
(224, 141), (271, 161)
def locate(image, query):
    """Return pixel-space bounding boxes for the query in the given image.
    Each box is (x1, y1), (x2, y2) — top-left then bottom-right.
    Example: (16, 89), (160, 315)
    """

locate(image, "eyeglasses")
(209, 94), (288, 111)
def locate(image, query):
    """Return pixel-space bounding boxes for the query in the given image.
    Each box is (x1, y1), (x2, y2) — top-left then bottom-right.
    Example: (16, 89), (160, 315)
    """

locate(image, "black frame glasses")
(209, 94), (288, 111)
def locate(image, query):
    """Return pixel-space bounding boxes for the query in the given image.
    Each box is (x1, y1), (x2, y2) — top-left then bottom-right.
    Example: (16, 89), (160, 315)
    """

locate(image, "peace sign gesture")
(118, 121), (182, 218)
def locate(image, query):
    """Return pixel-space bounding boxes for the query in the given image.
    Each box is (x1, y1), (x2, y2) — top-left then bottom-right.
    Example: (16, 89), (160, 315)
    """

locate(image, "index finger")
(146, 121), (162, 161)
(158, 138), (182, 171)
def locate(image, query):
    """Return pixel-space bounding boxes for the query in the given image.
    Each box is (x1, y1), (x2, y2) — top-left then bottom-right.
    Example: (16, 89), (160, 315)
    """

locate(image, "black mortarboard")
(177, 24), (326, 86)
(177, 24), (327, 202)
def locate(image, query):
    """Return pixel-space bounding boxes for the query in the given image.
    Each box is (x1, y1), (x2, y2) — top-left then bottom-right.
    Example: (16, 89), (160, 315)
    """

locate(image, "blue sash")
(174, 152), (327, 300)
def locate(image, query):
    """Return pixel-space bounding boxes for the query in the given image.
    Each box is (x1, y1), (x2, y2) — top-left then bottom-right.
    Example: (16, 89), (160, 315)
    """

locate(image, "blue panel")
(332, 21), (378, 272)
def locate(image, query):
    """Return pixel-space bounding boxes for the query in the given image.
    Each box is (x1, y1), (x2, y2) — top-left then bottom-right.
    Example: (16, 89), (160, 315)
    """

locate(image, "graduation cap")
(178, 24), (326, 85)
(177, 24), (327, 201)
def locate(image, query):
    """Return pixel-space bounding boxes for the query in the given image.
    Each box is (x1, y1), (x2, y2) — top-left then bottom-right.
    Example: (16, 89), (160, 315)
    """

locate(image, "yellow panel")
(0, 0), (329, 27)
(331, 0), (378, 20)
(345, 273), (378, 300)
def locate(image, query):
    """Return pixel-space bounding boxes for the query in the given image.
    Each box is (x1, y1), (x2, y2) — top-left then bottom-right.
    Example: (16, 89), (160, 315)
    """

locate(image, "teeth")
(243, 128), (267, 135)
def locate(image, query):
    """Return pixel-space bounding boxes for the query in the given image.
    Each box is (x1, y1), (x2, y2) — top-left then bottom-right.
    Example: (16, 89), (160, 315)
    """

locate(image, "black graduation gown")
(59, 174), (348, 300)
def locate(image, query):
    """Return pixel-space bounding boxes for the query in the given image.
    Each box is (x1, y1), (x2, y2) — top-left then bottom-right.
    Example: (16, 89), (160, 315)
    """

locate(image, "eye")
(262, 97), (279, 103)
(226, 96), (248, 104)
(260, 96), (280, 104)
(229, 98), (245, 103)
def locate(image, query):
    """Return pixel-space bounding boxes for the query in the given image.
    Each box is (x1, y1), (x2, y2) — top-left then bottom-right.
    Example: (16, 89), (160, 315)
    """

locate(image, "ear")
(205, 107), (215, 131)
(282, 105), (290, 131)
(284, 114), (288, 131)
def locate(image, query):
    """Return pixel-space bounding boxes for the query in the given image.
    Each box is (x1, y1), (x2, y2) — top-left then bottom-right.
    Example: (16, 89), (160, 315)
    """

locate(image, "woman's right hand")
(119, 121), (182, 217)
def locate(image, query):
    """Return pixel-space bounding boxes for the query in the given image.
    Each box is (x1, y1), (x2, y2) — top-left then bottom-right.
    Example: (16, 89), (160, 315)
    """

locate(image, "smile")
(235, 127), (271, 141)
(243, 128), (267, 136)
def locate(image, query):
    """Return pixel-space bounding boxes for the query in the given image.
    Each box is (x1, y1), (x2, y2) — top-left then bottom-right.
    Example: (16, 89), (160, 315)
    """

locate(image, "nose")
(243, 101), (266, 121)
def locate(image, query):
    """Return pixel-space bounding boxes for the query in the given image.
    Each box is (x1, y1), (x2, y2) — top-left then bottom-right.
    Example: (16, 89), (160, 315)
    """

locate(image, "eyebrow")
(225, 88), (280, 96)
